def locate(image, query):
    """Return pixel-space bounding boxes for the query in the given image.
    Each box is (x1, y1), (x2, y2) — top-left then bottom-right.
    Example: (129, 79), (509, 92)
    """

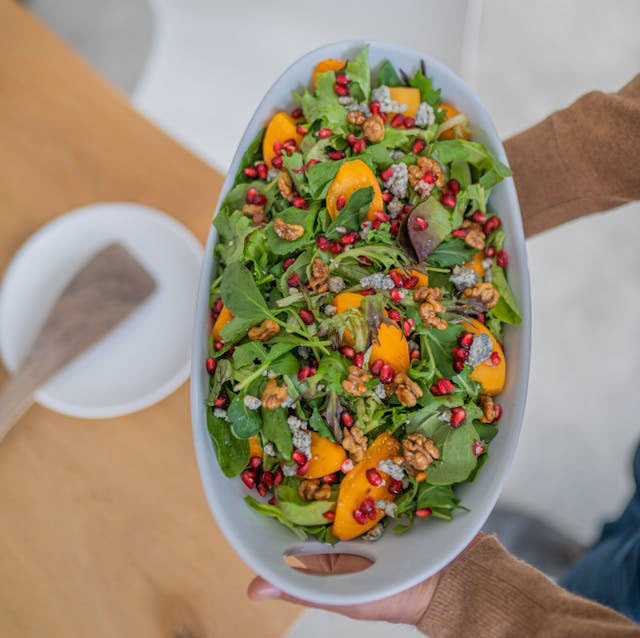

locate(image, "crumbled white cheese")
(371, 85), (407, 113)
(288, 286), (298, 295)
(328, 276), (345, 293)
(413, 179), (435, 199)
(361, 523), (384, 542)
(390, 149), (406, 161)
(213, 408), (228, 420)
(338, 96), (372, 118)
(282, 463), (297, 477)
(374, 383), (387, 400)
(450, 265), (480, 292)
(387, 197), (404, 218)
(360, 273), (395, 290)
(439, 409), (452, 422)
(323, 304), (337, 317)
(263, 442), (276, 456)
(375, 500), (398, 518)
(243, 395), (262, 410)
(316, 384), (326, 392)
(297, 346), (310, 359)
(281, 395), (295, 409)
(378, 460), (405, 481)
(288, 415), (311, 458)
(416, 101), (435, 127)
(468, 333), (493, 366)
(335, 226), (346, 234)
(267, 168), (279, 181)
(383, 163), (409, 199)
(482, 258), (493, 283)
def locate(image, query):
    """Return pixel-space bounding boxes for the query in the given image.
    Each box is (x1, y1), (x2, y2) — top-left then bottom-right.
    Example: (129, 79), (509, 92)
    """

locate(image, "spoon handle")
(0, 359), (43, 442)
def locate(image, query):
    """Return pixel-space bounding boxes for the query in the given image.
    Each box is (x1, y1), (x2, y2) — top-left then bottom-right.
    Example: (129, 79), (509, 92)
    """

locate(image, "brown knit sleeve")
(504, 75), (640, 237)
(416, 536), (640, 638)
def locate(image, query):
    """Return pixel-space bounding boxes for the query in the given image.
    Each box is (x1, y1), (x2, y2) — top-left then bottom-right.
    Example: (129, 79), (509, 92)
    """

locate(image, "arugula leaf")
(245, 496), (307, 540)
(325, 187), (373, 239)
(206, 408), (250, 477)
(375, 59), (402, 87)
(309, 408), (335, 442)
(424, 322), (465, 378)
(236, 128), (265, 180)
(490, 265), (522, 325)
(417, 484), (461, 511)
(270, 352), (299, 377)
(266, 203), (319, 255)
(228, 393), (262, 439)
(262, 407), (292, 460)
(232, 342), (265, 369)
(276, 485), (336, 526)
(409, 70), (441, 107)
(234, 342), (298, 392)
(427, 238), (475, 267)
(314, 352), (349, 393)
(213, 209), (255, 265)
(345, 45), (370, 102)
(293, 71), (348, 134)
(426, 421), (479, 485)
(207, 359), (232, 406)
(220, 262), (270, 322)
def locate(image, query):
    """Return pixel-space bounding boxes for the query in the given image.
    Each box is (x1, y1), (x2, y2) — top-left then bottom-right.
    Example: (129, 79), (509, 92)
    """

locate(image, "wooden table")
(0, 2), (299, 636)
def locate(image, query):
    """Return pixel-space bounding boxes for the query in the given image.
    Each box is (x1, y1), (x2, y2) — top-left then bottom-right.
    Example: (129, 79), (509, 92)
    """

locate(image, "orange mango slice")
(332, 432), (401, 540)
(388, 87), (421, 119)
(249, 436), (263, 458)
(462, 317), (506, 395)
(263, 112), (303, 168)
(439, 103), (471, 140)
(312, 58), (345, 87)
(465, 252), (485, 278)
(212, 305), (233, 341)
(305, 432), (347, 479)
(326, 160), (384, 221)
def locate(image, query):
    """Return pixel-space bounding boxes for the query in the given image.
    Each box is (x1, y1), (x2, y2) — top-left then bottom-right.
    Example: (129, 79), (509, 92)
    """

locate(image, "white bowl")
(191, 40), (531, 605)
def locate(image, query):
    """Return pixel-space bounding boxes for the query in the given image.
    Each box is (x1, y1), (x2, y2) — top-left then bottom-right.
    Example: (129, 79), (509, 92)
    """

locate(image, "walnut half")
(402, 433), (440, 472)
(298, 479), (332, 501)
(341, 365), (371, 397)
(462, 282), (500, 309)
(261, 379), (288, 409)
(342, 425), (368, 462)
(274, 217), (304, 241)
(248, 319), (280, 341)
(393, 372), (423, 407)
(362, 113), (385, 143)
(309, 258), (330, 294)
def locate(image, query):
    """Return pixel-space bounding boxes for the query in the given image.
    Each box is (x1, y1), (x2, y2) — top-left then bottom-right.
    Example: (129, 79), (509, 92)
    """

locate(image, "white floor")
(31, 0), (640, 635)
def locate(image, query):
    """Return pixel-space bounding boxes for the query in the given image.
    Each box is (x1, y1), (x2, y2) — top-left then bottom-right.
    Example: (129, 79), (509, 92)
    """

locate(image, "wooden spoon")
(0, 243), (155, 441)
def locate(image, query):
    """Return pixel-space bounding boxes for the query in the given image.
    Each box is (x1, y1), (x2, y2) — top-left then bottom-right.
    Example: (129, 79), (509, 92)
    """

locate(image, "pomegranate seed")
(390, 270), (405, 287)
(282, 257), (296, 271)
(336, 194), (346, 210)
(271, 155), (283, 169)
(404, 276), (419, 289)
(298, 365), (311, 381)
(403, 116), (415, 128)
(352, 138), (366, 154)
(317, 128), (333, 139)
(438, 378), (455, 394)
(353, 352), (364, 368)
(472, 211), (487, 224)
(453, 359), (465, 373)
(403, 318), (414, 336)
(373, 210), (389, 223)
(412, 139), (426, 154)
(292, 197), (307, 209)
(379, 363), (395, 384)
(273, 469), (283, 486)
(489, 351), (501, 366)
(340, 345), (355, 359)
(306, 159), (319, 168)
(448, 179), (461, 194)
(291, 107), (303, 118)
(254, 194), (267, 207)
(442, 187), (454, 196)
(309, 356), (319, 368)
(244, 166), (258, 179)
(361, 288), (376, 296)
(366, 468), (383, 487)
(422, 171), (437, 184)
(483, 216), (501, 234)
(340, 231), (358, 245)
(341, 458), (354, 473)
(287, 273), (300, 287)
(341, 412), (354, 428)
(267, 497), (277, 506)
(410, 349), (421, 360)
(388, 308), (402, 322)
(214, 299), (223, 312)
(450, 406), (467, 427)
(382, 190), (393, 203)
(472, 440), (484, 457)
(322, 510), (336, 521)
(452, 229), (468, 238)
(494, 404), (503, 422)
(206, 357), (216, 375)
(241, 469), (257, 489)
(497, 250), (509, 268)
(246, 187), (258, 203)
(430, 384), (440, 395)
(255, 163), (268, 179)
(299, 309), (315, 325)
(388, 479), (403, 495)
(292, 450), (307, 465)
(296, 124), (308, 136)
(297, 461), (310, 476)
(328, 150), (345, 160)
(329, 242), (344, 254)
(358, 255), (373, 265)
(379, 168), (394, 182)
(390, 289), (404, 303)
(249, 456), (262, 470)
(370, 359), (384, 376)
(369, 100), (380, 114)
(353, 508), (368, 524)
(334, 83), (349, 96)
(256, 483), (268, 497)
(214, 341), (224, 351)
(476, 313), (486, 324)
(390, 114), (404, 128)
(441, 193), (457, 208)
(214, 396), (228, 408)
(272, 140), (282, 155)
(282, 138), (298, 153)
(459, 332), (474, 348)
(316, 236), (330, 251)
(261, 471), (274, 488)
(335, 73), (349, 86)
(452, 345), (469, 361)
(415, 217), (428, 230)
(322, 473), (338, 484)
(486, 246), (496, 258)
(415, 508), (432, 518)
(361, 497), (375, 513)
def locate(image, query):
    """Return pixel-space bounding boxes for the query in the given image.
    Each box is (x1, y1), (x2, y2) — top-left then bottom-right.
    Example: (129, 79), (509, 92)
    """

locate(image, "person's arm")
(505, 75), (640, 237)
(418, 535), (640, 638)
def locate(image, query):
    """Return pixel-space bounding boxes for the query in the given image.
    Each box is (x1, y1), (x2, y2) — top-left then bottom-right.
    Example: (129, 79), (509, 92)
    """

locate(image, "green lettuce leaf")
(490, 264), (522, 325)
(276, 485), (336, 526)
(245, 496), (307, 540)
(375, 59), (402, 87)
(266, 203), (319, 255)
(207, 408), (250, 477)
(409, 70), (441, 107)
(293, 71), (347, 134)
(426, 238), (475, 267)
(262, 407), (292, 460)
(426, 421), (479, 485)
(325, 187), (373, 239)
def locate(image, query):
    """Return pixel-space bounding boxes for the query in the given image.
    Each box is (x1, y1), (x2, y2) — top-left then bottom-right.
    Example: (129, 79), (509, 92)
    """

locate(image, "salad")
(205, 46), (521, 543)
